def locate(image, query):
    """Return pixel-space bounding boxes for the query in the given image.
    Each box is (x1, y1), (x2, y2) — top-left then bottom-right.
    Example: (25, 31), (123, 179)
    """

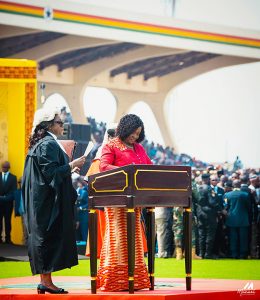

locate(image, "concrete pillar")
(111, 89), (176, 148)
(111, 90), (136, 122)
(145, 93), (175, 149)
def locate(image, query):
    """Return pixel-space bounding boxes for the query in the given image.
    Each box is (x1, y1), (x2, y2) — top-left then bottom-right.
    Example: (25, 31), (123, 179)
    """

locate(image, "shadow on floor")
(0, 243), (88, 262)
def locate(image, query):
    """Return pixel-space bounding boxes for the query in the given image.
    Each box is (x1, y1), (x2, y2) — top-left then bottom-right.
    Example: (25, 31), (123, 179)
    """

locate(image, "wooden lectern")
(88, 164), (192, 294)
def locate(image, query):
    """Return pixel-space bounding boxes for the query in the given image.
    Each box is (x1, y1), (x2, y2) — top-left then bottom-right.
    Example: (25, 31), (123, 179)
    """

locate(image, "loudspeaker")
(70, 124), (91, 142)
(58, 123), (92, 175)
(58, 124), (91, 142)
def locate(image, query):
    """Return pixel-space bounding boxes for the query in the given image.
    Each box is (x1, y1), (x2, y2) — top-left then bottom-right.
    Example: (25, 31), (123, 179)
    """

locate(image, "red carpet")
(0, 276), (259, 299)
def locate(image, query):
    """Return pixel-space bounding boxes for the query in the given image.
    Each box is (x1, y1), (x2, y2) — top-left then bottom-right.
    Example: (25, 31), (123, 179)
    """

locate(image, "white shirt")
(2, 172), (9, 182)
(47, 131), (67, 154)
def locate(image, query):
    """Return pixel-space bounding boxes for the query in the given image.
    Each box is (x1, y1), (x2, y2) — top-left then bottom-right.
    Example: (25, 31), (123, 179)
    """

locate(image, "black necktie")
(3, 173), (7, 183)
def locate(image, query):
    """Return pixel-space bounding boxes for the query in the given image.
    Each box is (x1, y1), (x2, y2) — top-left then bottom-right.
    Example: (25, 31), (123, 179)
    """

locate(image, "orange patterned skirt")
(97, 207), (150, 291)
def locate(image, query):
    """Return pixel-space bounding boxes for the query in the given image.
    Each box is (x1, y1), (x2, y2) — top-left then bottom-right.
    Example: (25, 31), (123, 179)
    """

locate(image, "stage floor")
(0, 276), (260, 299)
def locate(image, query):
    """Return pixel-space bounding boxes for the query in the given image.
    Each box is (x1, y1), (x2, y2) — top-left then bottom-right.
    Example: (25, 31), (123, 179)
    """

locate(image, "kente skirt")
(97, 207), (150, 291)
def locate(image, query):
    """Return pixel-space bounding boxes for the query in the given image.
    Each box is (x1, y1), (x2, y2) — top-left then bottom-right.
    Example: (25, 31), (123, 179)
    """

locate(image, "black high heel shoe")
(37, 284), (68, 294)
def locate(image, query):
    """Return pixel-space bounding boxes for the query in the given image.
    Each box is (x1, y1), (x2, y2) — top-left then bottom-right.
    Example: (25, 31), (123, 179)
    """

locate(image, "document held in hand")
(84, 141), (94, 157)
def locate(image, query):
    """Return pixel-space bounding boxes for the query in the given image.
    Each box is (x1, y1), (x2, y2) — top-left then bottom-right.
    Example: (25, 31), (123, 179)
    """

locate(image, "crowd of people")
(87, 117), (260, 260)
(87, 116), (208, 168)
(0, 112), (259, 294)
(155, 170), (260, 260)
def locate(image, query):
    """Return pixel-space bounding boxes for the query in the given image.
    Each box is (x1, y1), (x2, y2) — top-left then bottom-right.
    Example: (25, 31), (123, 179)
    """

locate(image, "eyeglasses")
(54, 120), (64, 126)
(211, 179), (218, 181)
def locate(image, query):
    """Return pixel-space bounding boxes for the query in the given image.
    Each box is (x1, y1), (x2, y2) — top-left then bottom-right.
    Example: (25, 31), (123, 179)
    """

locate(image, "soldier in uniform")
(210, 174), (226, 257)
(172, 178), (201, 259)
(172, 206), (184, 259)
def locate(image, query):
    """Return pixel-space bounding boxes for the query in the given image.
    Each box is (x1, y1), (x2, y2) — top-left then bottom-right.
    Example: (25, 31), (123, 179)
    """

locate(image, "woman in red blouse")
(97, 114), (152, 291)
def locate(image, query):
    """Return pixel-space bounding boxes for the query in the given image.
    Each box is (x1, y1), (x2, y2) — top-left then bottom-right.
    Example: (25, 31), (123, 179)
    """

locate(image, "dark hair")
(232, 179), (241, 188)
(224, 180), (233, 188)
(116, 114), (145, 143)
(107, 128), (116, 138)
(240, 175), (249, 184)
(29, 120), (55, 149)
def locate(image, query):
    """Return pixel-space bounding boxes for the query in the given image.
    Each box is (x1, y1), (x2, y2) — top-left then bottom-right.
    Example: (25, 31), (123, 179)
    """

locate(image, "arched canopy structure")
(0, 1), (259, 148)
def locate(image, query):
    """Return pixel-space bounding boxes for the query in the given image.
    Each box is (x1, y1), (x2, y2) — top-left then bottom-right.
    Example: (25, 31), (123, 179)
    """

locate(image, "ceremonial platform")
(0, 276), (259, 300)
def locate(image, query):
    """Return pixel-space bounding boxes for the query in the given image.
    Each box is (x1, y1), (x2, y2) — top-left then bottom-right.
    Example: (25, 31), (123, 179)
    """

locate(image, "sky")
(167, 62), (260, 168)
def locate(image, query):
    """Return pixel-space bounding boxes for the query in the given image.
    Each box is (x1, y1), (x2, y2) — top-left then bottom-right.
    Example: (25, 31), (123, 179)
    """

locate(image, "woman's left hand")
(72, 167), (80, 174)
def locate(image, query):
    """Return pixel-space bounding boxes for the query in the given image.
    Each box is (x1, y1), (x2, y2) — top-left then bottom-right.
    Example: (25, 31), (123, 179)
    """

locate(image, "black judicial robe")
(22, 134), (78, 275)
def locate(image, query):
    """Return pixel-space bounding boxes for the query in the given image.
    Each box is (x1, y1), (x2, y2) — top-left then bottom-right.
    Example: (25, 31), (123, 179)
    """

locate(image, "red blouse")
(100, 137), (152, 172)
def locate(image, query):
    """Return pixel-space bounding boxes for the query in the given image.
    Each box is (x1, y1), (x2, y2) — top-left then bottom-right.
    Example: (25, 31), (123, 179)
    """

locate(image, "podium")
(88, 164), (192, 294)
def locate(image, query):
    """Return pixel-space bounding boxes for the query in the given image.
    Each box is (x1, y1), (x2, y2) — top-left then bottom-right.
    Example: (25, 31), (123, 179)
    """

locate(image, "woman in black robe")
(22, 107), (85, 294)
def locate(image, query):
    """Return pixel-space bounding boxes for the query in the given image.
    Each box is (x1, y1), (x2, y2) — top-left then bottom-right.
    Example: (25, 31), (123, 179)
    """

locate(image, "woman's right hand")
(70, 156), (86, 170)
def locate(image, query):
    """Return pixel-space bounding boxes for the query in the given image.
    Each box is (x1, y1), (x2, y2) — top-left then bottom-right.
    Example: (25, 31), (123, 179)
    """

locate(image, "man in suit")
(248, 174), (260, 258)
(0, 161), (17, 244)
(197, 173), (221, 259)
(240, 175), (256, 258)
(225, 179), (251, 259)
(210, 174), (226, 257)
